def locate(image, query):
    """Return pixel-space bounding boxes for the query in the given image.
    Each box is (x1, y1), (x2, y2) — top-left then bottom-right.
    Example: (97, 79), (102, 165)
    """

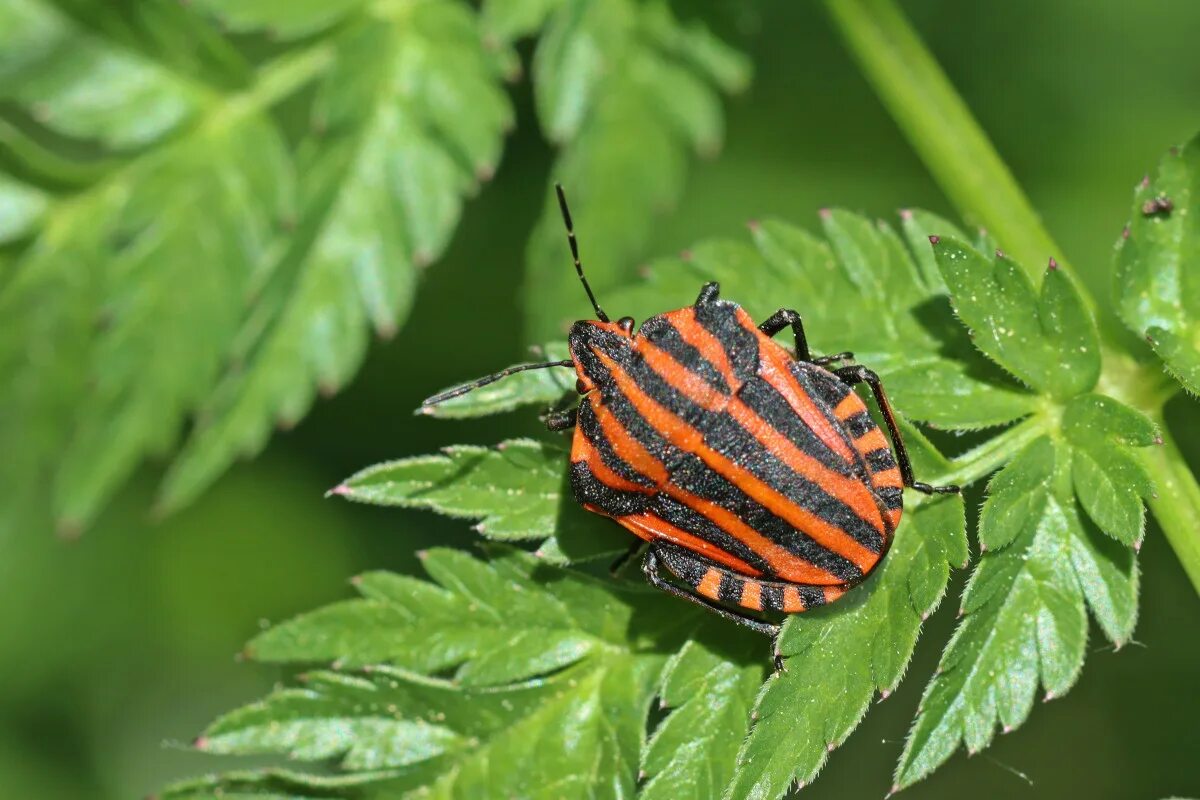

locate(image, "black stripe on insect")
(420, 184), (960, 670)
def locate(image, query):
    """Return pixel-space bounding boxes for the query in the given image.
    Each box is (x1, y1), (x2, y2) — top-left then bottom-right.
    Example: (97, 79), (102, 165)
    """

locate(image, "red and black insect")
(423, 186), (959, 642)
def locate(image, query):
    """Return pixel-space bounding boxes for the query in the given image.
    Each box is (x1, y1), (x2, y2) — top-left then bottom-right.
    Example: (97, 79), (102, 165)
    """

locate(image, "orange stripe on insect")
(637, 340), (886, 536)
(740, 580), (763, 611)
(666, 308), (739, 390)
(756, 342), (858, 463)
(585, 394), (836, 581)
(586, 396), (669, 484)
(873, 467), (903, 487)
(782, 586), (805, 613)
(833, 393), (863, 421)
(665, 489), (844, 584)
(853, 427), (889, 455)
(594, 348), (881, 573)
(696, 568), (722, 600)
(571, 437), (651, 495)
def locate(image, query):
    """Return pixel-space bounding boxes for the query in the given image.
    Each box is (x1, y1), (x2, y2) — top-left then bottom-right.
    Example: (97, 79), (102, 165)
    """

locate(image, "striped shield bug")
(422, 186), (960, 651)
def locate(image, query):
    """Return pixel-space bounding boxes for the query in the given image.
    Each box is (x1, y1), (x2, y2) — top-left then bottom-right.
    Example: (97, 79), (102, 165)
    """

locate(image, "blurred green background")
(2, 1), (1198, 798)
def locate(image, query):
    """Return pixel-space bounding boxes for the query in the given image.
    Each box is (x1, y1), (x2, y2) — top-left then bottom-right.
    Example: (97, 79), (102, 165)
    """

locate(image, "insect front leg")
(757, 308), (813, 361)
(834, 365), (960, 495)
(812, 351), (855, 367)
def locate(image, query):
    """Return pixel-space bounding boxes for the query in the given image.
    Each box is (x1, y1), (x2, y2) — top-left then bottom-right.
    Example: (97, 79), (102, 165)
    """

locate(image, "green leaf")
(0, 0), (200, 149)
(191, 0), (367, 39)
(1114, 134), (1200, 395)
(978, 435), (1055, 552)
(0, 174), (47, 243)
(895, 436), (1138, 789)
(521, 0), (750, 341)
(335, 440), (563, 539)
(1063, 394), (1157, 546)
(481, 0), (564, 42)
(178, 549), (688, 798)
(331, 439), (627, 560)
(159, 2), (515, 512)
(0, 0), (515, 532)
(931, 236), (1100, 398)
(197, 671), (466, 769)
(164, 766), (404, 799)
(899, 208), (969, 291)
(725, 425), (967, 798)
(1146, 326), (1200, 397)
(2, 93), (295, 533)
(641, 639), (761, 800)
(249, 550), (639, 686)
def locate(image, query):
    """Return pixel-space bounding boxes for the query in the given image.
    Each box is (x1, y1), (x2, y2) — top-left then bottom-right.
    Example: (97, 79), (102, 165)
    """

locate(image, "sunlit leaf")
(641, 639), (761, 800)
(931, 237), (1100, 398)
(895, 436), (1138, 789)
(1114, 134), (1200, 395)
(169, 549), (690, 798)
(0, 0), (200, 148)
(191, 0), (367, 39)
(0, 174), (47, 243)
(159, 2), (515, 512)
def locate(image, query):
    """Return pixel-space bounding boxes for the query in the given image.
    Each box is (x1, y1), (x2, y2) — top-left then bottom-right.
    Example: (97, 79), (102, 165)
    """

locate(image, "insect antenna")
(419, 359), (575, 410)
(555, 183), (610, 322)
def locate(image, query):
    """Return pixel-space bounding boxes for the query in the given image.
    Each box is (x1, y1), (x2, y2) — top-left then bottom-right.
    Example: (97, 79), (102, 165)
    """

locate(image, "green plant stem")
(936, 416), (1047, 490)
(824, 0), (1200, 595)
(823, 0), (1065, 282)
(1143, 419), (1200, 591)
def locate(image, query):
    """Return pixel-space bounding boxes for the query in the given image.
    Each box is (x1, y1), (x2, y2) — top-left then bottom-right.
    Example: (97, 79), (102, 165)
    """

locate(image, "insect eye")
(617, 316), (635, 335)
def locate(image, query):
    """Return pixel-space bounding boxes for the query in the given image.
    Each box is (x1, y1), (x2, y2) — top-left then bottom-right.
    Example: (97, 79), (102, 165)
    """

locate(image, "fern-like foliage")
(0, 0), (746, 534)
(496, 0), (752, 341)
(0, 0), (504, 533)
(163, 197), (1165, 796)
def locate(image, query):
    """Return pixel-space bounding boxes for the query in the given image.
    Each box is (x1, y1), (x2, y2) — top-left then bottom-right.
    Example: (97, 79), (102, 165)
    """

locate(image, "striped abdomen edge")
(827, 388), (904, 532)
(657, 545), (846, 612)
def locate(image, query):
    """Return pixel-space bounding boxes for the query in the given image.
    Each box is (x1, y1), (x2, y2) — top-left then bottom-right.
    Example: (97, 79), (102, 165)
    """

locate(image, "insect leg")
(834, 365), (960, 495)
(641, 548), (780, 637)
(812, 351), (855, 367)
(755, 308), (824, 364)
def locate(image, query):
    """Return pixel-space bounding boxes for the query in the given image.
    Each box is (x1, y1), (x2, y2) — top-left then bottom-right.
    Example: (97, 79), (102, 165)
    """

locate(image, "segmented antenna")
(420, 360), (574, 409)
(555, 183), (609, 322)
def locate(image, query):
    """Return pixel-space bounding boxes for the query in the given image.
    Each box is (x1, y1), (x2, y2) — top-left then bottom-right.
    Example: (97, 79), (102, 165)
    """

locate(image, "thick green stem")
(823, 0), (1065, 281)
(1143, 419), (1200, 592)
(824, 0), (1200, 595)
(936, 416), (1047, 489)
